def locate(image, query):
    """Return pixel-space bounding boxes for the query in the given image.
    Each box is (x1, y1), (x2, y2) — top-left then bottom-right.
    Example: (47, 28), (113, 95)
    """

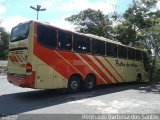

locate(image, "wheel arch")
(67, 73), (83, 85)
(85, 73), (97, 82)
(66, 73), (83, 93)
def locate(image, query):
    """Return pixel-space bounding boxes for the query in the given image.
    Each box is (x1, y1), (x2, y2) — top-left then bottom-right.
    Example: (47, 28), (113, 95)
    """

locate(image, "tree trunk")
(149, 55), (157, 82)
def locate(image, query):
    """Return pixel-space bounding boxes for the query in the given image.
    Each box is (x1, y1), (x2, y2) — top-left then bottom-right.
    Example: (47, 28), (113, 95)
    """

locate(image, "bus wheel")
(67, 76), (81, 93)
(83, 75), (96, 91)
(136, 74), (142, 82)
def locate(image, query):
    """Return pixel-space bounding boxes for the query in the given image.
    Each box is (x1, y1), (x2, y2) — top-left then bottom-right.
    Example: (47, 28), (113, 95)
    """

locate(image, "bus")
(7, 21), (149, 92)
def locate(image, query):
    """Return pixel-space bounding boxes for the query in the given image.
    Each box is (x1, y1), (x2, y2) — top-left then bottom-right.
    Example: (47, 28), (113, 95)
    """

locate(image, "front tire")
(67, 76), (81, 93)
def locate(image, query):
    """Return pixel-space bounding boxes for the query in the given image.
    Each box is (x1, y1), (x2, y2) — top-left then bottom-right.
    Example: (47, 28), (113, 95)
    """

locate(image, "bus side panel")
(106, 57), (147, 82)
(33, 57), (67, 89)
(97, 56), (124, 83)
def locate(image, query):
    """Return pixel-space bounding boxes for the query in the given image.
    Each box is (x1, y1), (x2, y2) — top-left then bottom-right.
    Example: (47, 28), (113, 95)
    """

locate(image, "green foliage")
(113, 21), (137, 45)
(65, 8), (112, 38)
(0, 27), (10, 60)
(113, 0), (158, 46)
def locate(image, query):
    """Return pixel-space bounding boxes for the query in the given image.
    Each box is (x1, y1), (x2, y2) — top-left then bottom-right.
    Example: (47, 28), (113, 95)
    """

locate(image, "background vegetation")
(0, 26), (10, 60)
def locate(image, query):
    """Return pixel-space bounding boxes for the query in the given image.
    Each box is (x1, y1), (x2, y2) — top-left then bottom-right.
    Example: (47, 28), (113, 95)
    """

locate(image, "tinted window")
(58, 30), (72, 50)
(11, 22), (31, 42)
(118, 46), (127, 59)
(106, 42), (117, 57)
(73, 34), (90, 53)
(92, 39), (105, 55)
(37, 24), (57, 49)
(136, 50), (142, 60)
(128, 48), (135, 59)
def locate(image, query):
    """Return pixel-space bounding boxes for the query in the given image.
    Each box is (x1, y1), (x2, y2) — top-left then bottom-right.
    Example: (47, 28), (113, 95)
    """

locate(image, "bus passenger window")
(73, 34), (90, 53)
(128, 48), (135, 60)
(37, 24), (57, 49)
(58, 31), (72, 51)
(118, 46), (127, 59)
(106, 42), (117, 57)
(92, 39), (105, 56)
(136, 50), (142, 61)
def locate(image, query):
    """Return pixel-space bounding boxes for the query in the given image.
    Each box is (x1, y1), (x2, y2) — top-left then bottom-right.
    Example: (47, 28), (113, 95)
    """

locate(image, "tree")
(0, 27), (10, 60)
(142, 14), (160, 81)
(112, 21), (137, 45)
(65, 8), (112, 38)
(112, 0), (157, 46)
(115, 0), (159, 81)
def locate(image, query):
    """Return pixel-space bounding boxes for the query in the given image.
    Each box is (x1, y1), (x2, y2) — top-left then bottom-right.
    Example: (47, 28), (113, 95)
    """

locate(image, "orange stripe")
(81, 54), (113, 84)
(75, 53), (107, 84)
(13, 55), (19, 62)
(58, 51), (95, 78)
(11, 55), (18, 62)
(54, 51), (85, 77)
(103, 57), (125, 81)
(20, 55), (25, 62)
(94, 56), (119, 83)
(9, 56), (14, 62)
(35, 50), (77, 79)
(16, 55), (23, 62)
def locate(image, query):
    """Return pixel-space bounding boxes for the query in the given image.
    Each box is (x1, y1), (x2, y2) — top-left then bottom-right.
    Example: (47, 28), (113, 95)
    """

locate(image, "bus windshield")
(10, 22), (31, 42)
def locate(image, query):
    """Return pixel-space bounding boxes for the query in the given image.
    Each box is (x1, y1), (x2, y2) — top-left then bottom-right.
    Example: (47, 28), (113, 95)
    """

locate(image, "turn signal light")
(26, 63), (32, 74)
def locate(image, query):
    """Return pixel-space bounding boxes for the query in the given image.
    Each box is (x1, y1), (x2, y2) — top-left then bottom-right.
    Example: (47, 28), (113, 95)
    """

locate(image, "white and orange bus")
(7, 21), (149, 92)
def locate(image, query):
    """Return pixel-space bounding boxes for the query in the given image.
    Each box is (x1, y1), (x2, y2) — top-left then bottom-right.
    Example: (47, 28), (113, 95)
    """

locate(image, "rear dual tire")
(83, 75), (96, 91)
(67, 75), (96, 93)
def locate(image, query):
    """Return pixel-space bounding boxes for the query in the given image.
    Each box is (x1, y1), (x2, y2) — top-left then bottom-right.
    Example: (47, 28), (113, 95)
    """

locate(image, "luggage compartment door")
(36, 65), (54, 89)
